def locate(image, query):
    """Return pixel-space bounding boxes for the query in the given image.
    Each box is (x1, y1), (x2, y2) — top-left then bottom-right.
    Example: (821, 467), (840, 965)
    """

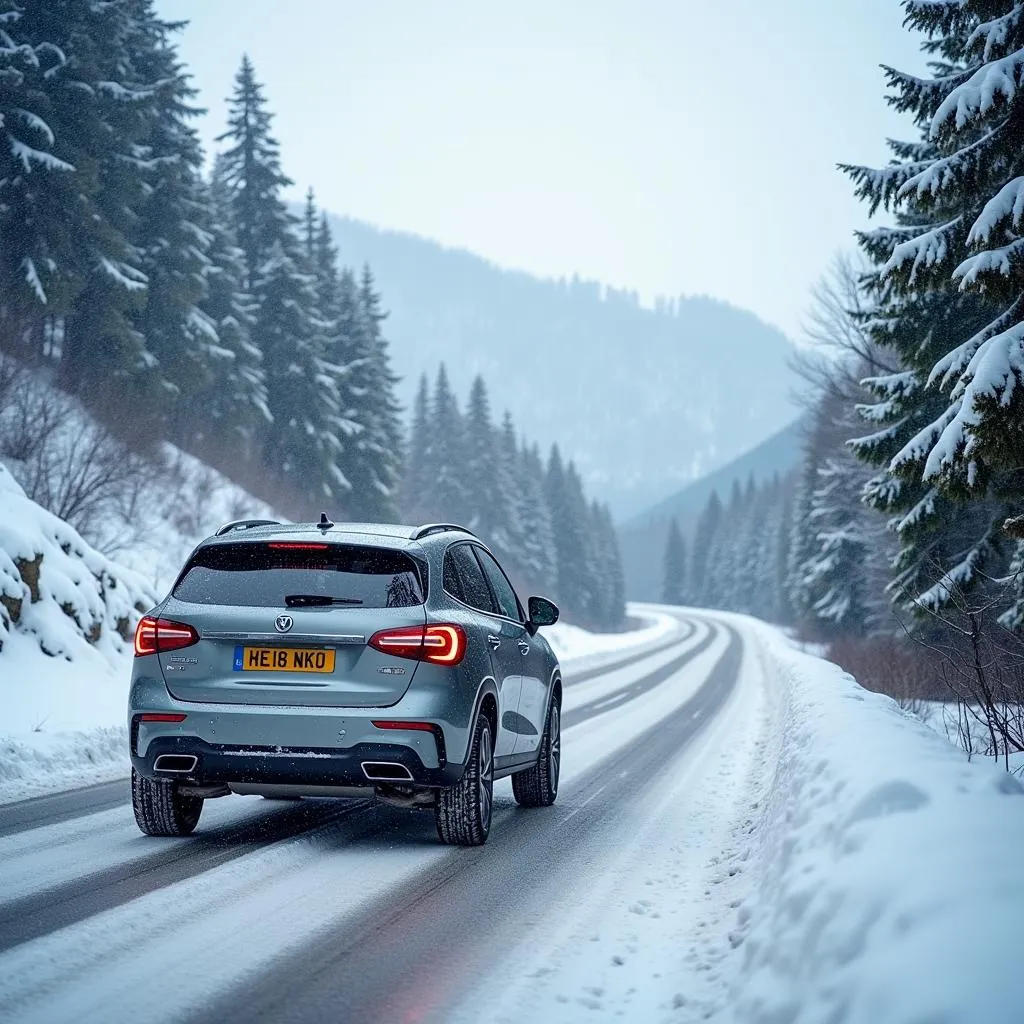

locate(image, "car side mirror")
(527, 595), (559, 634)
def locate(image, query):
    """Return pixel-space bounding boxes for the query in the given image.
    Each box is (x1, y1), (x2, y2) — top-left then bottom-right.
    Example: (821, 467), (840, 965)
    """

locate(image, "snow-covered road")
(2, 610), (1022, 1024)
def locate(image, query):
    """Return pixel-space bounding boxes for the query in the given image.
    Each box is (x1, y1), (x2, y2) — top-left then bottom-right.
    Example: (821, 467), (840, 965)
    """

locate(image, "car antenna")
(318, 512), (334, 531)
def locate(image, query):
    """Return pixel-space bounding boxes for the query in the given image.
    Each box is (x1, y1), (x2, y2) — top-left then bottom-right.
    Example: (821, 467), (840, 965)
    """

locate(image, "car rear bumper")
(131, 735), (466, 788)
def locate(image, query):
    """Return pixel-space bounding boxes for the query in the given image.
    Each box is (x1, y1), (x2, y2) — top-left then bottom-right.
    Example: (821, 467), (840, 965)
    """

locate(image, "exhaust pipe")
(154, 754), (198, 774)
(361, 761), (414, 782)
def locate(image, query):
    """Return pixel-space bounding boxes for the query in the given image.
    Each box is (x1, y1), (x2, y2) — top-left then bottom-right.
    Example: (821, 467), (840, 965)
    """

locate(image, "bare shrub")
(828, 634), (948, 705)
(910, 574), (1024, 771)
(0, 354), (157, 555)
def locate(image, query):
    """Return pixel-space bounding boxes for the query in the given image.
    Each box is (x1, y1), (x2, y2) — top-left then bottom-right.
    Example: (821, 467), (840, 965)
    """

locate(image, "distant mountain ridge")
(325, 212), (800, 517)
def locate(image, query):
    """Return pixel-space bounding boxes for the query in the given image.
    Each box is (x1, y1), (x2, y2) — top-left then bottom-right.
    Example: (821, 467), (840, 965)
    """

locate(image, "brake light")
(134, 616), (200, 657)
(139, 713), (187, 723)
(268, 542), (329, 550)
(368, 624), (467, 665)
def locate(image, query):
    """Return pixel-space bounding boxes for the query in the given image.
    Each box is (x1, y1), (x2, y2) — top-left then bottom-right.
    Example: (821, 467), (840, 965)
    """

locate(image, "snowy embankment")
(731, 614), (1024, 1023)
(0, 465), (156, 801)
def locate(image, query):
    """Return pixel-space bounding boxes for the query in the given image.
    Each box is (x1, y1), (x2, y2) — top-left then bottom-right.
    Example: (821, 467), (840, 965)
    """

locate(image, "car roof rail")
(411, 522), (476, 541)
(214, 518), (282, 537)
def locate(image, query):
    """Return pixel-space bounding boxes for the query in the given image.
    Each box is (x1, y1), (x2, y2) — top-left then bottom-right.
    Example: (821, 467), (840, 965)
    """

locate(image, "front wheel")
(132, 767), (203, 836)
(435, 712), (494, 846)
(512, 699), (560, 807)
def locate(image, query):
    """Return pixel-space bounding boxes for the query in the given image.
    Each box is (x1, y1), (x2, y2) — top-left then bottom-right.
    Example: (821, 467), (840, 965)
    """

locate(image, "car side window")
(446, 543), (497, 614)
(473, 548), (523, 622)
(442, 549), (464, 603)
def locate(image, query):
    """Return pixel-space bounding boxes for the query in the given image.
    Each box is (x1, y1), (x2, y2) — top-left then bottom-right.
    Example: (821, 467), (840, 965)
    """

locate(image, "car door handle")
(518, 640), (530, 654)
(487, 635), (501, 650)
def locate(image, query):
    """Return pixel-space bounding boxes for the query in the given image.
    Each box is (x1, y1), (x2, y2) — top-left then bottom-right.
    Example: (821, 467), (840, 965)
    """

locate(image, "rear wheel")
(512, 699), (560, 807)
(435, 712), (493, 846)
(131, 767), (204, 836)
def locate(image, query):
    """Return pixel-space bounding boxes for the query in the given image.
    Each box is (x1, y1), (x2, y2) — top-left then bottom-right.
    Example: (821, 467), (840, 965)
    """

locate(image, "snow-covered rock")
(0, 463), (155, 662)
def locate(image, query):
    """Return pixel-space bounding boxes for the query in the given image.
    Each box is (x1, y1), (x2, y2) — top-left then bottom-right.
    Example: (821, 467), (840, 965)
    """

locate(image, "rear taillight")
(139, 713), (187, 723)
(134, 616), (200, 657)
(368, 624), (467, 665)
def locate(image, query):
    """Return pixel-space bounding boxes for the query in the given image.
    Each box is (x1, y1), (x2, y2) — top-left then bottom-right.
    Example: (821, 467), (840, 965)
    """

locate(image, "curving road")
(0, 612), (748, 1024)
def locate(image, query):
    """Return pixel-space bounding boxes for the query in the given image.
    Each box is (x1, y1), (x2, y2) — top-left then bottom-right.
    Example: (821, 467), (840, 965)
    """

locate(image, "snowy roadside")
(728, 613), (1024, 1023)
(0, 608), (677, 807)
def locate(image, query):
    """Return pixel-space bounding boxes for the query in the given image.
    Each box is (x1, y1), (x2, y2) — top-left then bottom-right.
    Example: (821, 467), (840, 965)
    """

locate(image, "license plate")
(233, 646), (336, 673)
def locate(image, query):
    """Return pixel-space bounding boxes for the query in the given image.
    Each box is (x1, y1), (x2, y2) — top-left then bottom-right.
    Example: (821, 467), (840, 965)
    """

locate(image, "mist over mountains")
(325, 214), (799, 518)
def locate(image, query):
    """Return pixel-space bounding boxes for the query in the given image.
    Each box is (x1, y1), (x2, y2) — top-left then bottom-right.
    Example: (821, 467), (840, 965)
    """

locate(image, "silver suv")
(128, 518), (562, 846)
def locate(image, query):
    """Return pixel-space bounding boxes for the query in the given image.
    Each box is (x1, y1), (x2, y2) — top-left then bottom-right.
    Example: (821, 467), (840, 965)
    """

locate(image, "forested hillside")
(618, 418), (803, 599)
(326, 215), (799, 518)
(0, 2), (624, 628)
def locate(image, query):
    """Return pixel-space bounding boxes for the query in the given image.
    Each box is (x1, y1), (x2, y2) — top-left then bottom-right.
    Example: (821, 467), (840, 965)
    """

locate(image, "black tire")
(512, 699), (560, 807)
(131, 767), (204, 837)
(435, 712), (493, 846)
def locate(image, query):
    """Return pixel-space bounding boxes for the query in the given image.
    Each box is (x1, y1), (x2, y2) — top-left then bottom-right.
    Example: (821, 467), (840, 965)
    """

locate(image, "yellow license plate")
(235, 646), (336, 673)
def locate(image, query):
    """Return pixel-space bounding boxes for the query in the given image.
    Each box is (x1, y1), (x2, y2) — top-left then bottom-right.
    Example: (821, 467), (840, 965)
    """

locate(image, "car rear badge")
(275, 614), (293, 633)
(378, 666), (406, 675)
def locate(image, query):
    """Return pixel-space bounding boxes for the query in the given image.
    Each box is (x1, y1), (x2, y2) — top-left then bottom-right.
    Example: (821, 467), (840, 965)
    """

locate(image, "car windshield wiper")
(284, 594), (364, 607)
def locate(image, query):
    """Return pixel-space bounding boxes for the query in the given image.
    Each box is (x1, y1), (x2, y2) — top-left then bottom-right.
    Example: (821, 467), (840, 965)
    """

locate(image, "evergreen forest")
(0, 2), (625, 628)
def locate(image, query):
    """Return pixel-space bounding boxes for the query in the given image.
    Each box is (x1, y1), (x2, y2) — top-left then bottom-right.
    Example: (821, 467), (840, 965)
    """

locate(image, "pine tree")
(464, 375), (514, 550)
(341, 265), (403, 521)
(662, 517), (687, 605)
(127, 4), (219, 435)
(690, 490), (722, 606)
(251, 240), (342, 509)
(216, 55), (294, 292)
(546, 446), (591, 616)
(0, 1), (161, 396)
(401, 373), (432, 523)
(189, 172), (268, 449)
(517, 442), (556, 594)
(841, 2), (1024, 621)
(429, 364), (468, 522)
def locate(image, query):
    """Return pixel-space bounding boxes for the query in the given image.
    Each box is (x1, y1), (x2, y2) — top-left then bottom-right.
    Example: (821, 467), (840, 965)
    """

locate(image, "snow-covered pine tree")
(251, 239), (342, 510)
(216, 55), (294, 293)
(517, 441), (556, 594)
(0, 0), (160, 395)
(341, 264), (403, 522)
(492, 410), (526, 567)
(590, 500), (626, 628)
(428, 364), (469, 523)
(690, 490), (722, 606)
(127, 4), (221, 437)
(842, 1), (1024, 623)
(463, 376), (516, 554)
(545, 446), (592, 619)
(185, 173), (268, 453)
(400, 373), (432, 523)
(662, 517), (687, 605)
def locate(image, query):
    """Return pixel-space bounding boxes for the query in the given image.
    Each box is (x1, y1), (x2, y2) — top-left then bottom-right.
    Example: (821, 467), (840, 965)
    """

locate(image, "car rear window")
(172, 543), (425, 608)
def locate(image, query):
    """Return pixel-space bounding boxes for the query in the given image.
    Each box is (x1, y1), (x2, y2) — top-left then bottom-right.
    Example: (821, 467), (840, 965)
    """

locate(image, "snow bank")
(0, 464), (159, 801)
(0, 463), (155, 664)
(542, 607), (677, 664)
(734, 617), (1024, 1023)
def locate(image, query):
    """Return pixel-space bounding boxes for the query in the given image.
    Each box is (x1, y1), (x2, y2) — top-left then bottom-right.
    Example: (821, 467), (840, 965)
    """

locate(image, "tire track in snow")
(186, 621), (742, 1024)
(0, 615), (702, 956)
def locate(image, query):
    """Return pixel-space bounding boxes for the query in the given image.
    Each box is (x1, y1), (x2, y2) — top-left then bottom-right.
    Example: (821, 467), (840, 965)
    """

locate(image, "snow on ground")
(726, 613), (1024, 1024)
(468, 610), (1024, 1022)
(542, 607), (678, 664)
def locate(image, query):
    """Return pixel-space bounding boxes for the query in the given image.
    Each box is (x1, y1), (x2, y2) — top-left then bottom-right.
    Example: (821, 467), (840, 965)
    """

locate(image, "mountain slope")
(325, 213), (799, 516)
(618, 417), (804, 599)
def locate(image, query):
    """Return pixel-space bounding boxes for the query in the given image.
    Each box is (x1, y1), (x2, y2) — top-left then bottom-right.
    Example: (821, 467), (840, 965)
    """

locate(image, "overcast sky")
(158, 0), (925, 340)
